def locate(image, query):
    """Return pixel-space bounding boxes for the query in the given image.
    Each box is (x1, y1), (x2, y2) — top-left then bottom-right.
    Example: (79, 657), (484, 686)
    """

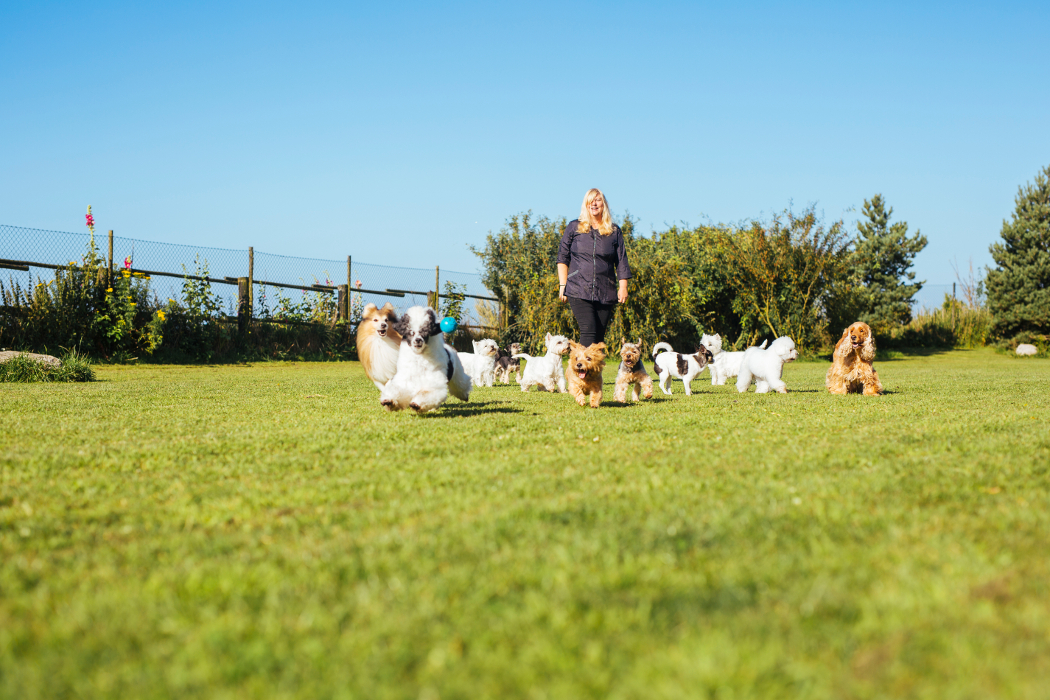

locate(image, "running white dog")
(514, 333), (571, 392)
(379, 306), (471, 412)
(736, 336), (799, 394)
(702, 333), (767, 386)
(458, 338), (500, 387)
(652, 341), (714, 395)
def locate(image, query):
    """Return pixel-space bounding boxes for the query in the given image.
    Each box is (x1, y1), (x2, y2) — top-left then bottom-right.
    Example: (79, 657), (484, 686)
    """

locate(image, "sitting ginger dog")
(826, 321), (883, 395)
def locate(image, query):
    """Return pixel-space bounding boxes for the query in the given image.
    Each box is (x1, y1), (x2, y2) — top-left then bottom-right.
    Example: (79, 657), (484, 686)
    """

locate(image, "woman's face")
(588, 195), (605, 221)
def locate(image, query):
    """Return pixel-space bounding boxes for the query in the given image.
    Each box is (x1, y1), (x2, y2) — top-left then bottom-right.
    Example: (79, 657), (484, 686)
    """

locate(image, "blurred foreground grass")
(2, 349), (1048, 699)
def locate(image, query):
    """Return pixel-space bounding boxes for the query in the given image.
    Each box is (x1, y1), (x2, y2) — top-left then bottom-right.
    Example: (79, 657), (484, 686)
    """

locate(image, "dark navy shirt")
(557, 220), (632, 303)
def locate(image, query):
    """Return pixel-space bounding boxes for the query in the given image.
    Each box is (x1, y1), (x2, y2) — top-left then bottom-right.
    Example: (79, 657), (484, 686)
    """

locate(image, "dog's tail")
(511, 353), (535, 361)
(652, 342), (673, 358)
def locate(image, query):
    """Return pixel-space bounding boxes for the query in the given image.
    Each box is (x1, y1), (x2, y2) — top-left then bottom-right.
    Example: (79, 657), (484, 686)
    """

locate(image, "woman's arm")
(556, 222), (576, 303)
(615, 228), (631, 304)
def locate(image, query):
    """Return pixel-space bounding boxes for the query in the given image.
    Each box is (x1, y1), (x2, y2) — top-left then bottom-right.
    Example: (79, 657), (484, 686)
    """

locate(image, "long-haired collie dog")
(826, 321), (883, 395)
(357, 302), (401, 390)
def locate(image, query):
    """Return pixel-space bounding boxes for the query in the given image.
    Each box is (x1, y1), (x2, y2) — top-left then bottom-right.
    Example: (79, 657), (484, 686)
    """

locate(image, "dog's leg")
(569, 383), (588, 407)
(683, 371), (694, 396)
(767, 378), (787, 394)
(631, 382), (639, 402)
(409, 387), (447, 413)
(613, 377), (628, 403)
(658, 370), (672, 395)
(590, 386), (602, 408)
(736, 365), (753, 393)
(640, 376), (653, 400)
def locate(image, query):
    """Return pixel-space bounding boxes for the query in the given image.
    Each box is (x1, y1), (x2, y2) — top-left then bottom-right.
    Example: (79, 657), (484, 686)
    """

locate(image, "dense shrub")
(474, 207), (855, 355)
(0, 241), (357, 363)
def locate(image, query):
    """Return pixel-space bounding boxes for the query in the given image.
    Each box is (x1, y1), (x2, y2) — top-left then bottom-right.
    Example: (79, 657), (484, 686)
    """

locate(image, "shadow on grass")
(426, 400), (526, 418)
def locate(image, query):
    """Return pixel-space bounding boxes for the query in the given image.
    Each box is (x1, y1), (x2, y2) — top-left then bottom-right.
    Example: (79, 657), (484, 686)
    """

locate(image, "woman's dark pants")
(568, 297), (615, 347)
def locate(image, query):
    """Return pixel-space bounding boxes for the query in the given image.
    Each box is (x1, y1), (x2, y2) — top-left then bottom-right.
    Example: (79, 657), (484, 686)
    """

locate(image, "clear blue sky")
(3, 1), (1048, 289)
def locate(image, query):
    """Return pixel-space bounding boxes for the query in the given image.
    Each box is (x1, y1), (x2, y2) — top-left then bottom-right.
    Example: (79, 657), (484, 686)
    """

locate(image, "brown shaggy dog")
(357, 302), (402, 390)
(826, 321), (883, 395)
(566, 341), (607, 408)
(614, 338), (653, 403)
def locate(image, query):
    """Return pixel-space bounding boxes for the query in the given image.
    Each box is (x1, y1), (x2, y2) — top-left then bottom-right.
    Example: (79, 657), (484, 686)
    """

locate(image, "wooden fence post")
(248, 247), (254, 318)
(237, 277), (250, 334)
(337, 284), (348, 322)
(108, 230), (114, 283)
(434, 265), (440, 310)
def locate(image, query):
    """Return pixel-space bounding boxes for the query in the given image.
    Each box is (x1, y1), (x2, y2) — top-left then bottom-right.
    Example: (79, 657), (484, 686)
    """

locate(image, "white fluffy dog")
(736, 336), (798, 394)
(514, 333), (571, 393)
(380, 306), (471, 412)
(702, 333), (767, 386)
(652, 342), (713, 395)
(458, 338), (500, 387)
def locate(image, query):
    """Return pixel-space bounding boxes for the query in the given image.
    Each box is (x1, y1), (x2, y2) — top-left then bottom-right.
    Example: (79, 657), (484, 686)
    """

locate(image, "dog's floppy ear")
(635, 338), (641, 346)
(423, 308), (442, 337)
(860, 325), (876, 361)
(392, 314), (411, 338)
(620, 336), (625, 346)
(592, 342), (607, 355)
(380, 302), (395, 314)
(362, 303), (378, 318)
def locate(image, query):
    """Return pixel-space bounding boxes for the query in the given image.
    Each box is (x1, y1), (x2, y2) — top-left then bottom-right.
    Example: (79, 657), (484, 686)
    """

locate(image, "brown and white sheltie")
(357, 302), (402, 390)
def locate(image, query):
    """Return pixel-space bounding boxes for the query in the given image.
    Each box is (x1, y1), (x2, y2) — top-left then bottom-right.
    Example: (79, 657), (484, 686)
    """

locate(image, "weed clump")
(0, 350), (95, 383)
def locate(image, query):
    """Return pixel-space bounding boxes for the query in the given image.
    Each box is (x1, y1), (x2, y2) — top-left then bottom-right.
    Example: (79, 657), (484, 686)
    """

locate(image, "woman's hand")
(618, 280), (628, 304)
(559, 285), (567, 303)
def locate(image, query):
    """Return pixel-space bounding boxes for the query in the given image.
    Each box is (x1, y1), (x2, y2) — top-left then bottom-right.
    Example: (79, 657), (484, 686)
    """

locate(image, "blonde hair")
(578, 188), (614, 235)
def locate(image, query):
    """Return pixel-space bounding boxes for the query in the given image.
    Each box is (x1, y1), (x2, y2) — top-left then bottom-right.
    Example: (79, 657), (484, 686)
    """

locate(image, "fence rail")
(0, 223), (497, 325)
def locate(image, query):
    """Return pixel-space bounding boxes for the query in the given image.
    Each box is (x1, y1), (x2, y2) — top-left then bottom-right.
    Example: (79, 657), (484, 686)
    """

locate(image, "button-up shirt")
(557, 220), (632, 303)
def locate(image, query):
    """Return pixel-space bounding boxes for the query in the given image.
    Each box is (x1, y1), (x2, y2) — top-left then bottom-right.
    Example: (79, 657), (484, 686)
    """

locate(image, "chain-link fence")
(0, 223), (497, 325)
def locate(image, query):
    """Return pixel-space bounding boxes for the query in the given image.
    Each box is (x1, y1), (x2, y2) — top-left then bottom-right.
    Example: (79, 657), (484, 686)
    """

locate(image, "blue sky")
(2, 1), (1048, 292)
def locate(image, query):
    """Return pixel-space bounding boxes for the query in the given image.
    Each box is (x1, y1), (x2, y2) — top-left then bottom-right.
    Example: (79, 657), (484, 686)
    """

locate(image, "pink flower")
(123, 256), (132, 269)
(355, 280), (362, 288)
(85, 214), (95, 227)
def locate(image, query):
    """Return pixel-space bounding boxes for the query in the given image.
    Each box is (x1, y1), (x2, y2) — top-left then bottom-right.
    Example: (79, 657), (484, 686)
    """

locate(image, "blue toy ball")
(440, 316), (457, 333)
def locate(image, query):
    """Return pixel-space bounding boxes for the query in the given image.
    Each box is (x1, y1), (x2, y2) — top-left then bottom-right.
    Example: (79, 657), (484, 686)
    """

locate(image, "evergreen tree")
(852, 194), (927, 331)
(986, 165), (1050, 338)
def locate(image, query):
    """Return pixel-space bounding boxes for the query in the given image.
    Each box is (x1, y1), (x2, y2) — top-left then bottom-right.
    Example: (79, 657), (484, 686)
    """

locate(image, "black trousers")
(568, 297), (615, 347)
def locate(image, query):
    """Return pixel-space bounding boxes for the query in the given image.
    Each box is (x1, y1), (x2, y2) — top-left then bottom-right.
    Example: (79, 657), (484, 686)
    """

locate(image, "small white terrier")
(458, 338), (500, 387)
(702, 333), (767, 386)
(514, 333), (571, 392)
(380, 306), (472, 412)
(736, 336), (799, 394)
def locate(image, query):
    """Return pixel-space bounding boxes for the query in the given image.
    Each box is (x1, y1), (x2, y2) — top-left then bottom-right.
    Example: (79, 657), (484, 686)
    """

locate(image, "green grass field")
(2, 349), (1048, 699)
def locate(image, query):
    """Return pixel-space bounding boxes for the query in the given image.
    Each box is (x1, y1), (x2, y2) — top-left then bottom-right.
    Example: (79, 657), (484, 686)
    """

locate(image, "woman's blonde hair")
(578, 188), (614, 235)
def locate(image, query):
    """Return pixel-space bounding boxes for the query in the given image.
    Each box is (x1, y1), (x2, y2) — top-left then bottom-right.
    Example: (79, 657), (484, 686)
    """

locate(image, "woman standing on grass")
(557, 188), (632, 346)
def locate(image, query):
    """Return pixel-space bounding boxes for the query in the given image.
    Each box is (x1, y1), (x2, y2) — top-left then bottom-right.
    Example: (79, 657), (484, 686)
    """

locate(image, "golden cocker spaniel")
(826, 321), (883, 395)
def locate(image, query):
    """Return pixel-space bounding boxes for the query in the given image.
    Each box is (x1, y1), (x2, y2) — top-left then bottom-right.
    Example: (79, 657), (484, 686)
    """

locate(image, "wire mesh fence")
(0, 223), (496, 325)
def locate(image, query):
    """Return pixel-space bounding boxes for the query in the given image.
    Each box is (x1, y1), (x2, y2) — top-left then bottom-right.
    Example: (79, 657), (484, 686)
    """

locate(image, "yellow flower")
(156, 311), (166, 321)
(106, 288), (113, 293)
(130, 302), (136, 306)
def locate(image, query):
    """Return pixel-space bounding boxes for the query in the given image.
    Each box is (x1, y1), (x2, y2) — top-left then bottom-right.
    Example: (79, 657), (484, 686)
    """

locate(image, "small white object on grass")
(1016, 343), (1037, 356)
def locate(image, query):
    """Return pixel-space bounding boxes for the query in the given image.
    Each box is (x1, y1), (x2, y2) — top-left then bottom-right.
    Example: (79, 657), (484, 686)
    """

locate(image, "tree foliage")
(852, 194), (927, 334)
(473, 207), (854, 354)
(986, 165), (1050, 338)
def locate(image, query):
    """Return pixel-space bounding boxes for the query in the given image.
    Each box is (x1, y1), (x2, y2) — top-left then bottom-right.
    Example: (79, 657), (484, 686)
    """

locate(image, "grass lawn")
(2, 349), (1048, 699)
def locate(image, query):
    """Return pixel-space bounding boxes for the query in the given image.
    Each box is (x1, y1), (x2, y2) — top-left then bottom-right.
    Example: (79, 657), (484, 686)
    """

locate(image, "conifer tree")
(852, 194), (927, 331)
(986, 165), (1050, 338)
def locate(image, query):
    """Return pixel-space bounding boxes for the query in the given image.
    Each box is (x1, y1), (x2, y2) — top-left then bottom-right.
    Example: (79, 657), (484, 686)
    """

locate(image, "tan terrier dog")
(614, 337), (654, 403)
(566, 341), (607, 408)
